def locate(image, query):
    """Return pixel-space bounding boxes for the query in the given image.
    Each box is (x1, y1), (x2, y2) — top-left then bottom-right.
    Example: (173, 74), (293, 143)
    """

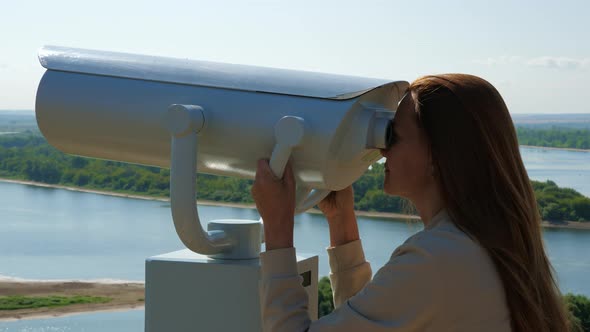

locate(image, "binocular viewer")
(36, 46), (408, 259)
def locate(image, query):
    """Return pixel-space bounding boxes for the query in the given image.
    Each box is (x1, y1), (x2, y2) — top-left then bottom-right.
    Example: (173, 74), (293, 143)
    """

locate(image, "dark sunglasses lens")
(385, 120), (394, 149)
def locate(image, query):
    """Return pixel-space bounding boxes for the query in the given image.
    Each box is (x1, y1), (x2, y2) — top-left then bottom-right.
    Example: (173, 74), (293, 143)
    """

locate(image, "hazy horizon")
(2, 109), (590, 116)
(1, 1), (589, 113)
(2, 110), (590, 119)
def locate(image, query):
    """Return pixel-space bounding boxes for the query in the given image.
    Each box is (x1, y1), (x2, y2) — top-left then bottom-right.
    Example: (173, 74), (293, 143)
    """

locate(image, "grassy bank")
(0, 280), (144, 321)
(0, 295), (111, 311)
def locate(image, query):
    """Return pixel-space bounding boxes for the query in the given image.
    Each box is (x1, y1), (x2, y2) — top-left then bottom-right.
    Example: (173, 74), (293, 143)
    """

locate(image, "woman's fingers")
(252, 158), (296, 250)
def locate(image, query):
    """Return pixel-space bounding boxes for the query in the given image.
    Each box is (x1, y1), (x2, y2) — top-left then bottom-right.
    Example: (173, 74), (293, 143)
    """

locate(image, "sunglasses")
(384, 119), (398, 150)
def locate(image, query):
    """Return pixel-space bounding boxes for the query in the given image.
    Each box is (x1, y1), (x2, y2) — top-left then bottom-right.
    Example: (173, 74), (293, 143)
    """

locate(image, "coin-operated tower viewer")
(35, 46), (408, 332)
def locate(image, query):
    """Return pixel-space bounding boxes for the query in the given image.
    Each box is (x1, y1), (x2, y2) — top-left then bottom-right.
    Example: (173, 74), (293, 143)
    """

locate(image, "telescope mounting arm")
(165, 104), (235, 255)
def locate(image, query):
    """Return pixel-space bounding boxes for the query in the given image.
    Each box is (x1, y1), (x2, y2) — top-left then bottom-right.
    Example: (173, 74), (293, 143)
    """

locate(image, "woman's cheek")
(384, 161), (404, 194)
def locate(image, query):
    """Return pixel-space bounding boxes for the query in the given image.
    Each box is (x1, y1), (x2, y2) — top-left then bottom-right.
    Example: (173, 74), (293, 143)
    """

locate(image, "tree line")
(516, 126), (590, 150)
(0, 134), (589, 222)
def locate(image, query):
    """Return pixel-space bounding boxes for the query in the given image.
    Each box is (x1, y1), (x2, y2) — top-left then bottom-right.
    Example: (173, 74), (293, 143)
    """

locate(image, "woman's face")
(380, 93), (434, 199)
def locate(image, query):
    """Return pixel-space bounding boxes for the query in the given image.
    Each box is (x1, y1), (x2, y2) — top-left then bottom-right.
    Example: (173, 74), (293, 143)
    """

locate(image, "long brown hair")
(408, 74), (570, 332)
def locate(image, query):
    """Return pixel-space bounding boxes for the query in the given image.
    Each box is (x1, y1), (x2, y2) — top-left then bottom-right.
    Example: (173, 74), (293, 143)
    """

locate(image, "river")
(0, 146), (589, 331)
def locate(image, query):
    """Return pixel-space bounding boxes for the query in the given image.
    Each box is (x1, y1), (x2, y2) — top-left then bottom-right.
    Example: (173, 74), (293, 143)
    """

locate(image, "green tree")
(564, 293), (590, 332)
(571, 197), (590, 221)
(543, 203), (569, 221)
(516, 126), (590, 150)
(318, 277), (334, 318)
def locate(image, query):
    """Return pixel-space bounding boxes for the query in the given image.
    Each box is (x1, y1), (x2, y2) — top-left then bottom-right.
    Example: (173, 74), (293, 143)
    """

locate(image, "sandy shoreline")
(0, 280), (144, 322)
(1, 178), (589, 230)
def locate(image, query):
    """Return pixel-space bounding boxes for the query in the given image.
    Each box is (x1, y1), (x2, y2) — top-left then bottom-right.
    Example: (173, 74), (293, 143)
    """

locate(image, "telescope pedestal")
(145, 249), (318, 332)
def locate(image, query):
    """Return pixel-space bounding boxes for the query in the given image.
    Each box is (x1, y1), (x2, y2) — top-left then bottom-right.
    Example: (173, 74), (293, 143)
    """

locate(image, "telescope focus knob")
(269, 116), (305, 179)
(267, 116), (330, 215)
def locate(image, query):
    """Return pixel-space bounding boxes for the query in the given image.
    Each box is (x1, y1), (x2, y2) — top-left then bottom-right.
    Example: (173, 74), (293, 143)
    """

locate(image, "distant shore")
(520, 145), (590, 153)
(1, 178), (589, 230)
(0, 280), (144, 322)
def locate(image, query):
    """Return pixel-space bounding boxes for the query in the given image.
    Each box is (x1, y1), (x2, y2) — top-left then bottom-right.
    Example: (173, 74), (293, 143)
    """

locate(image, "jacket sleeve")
(259, 239), (440, 332)
(326, 240), (372, 308)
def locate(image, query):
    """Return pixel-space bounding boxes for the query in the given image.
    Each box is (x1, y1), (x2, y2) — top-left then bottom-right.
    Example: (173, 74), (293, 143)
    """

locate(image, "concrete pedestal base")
(145, 249), (318, 332)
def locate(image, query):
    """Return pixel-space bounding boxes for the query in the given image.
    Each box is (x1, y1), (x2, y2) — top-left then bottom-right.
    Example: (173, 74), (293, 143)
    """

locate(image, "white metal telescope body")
(35, 46), (408, 258)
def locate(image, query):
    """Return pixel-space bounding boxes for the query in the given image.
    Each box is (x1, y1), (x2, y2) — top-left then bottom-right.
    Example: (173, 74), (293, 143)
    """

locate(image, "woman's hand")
(251, 159), (296, 251)
(318, 186), (360, 247)
(318, 186), (355, 220)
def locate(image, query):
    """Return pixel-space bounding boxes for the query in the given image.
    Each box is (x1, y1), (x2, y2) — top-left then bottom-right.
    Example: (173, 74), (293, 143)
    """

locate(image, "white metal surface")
(269, 116), (306, 179)
(166, 106), (326, 257)
(39, 45), (393, 100)
(36, 64), (407, 191)
(145, 249), (318, 332)
(207, 220), (261, 259)
(167, 105), (235, 255)
(36, 46), (408, 256)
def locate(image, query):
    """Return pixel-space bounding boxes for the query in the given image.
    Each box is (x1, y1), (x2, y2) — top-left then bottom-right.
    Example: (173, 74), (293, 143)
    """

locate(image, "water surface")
(0, 146), (589, 331)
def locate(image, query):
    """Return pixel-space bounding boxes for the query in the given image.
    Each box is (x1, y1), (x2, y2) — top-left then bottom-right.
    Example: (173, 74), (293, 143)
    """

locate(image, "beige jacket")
(259, 210), (511, 331)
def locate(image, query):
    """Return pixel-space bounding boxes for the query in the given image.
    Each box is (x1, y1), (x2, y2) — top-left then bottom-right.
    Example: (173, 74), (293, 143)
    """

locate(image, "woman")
(252, 74), (571, 332)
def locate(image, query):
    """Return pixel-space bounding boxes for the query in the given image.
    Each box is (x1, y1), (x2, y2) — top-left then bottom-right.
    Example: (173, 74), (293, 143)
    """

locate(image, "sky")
(0, 0), (589, 113)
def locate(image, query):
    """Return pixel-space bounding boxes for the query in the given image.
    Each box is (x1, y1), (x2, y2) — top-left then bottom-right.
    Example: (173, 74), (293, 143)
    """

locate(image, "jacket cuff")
(260, 247), (299, 277)
(327, 239), (367, 273)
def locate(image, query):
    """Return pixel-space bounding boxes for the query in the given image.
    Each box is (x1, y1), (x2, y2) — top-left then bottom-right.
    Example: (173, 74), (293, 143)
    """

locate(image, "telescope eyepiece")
(384, 119), (398, 150)
(366, 112), (396, 150)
